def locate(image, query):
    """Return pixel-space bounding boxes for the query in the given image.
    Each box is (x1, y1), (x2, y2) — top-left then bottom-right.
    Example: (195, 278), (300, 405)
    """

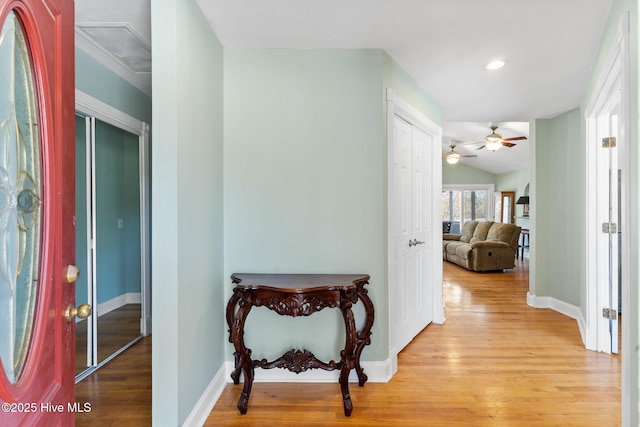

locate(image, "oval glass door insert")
(0, 10), (43, 384)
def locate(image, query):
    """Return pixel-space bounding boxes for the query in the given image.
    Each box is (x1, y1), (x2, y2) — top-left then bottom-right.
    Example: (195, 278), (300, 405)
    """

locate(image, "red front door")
(0, 0), (76, 426)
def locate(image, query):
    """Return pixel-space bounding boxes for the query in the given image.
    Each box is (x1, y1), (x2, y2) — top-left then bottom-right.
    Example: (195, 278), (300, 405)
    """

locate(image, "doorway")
(585, 17), (628, 356)
(585, 12), (629, 423)
(386, 89), (443, 361)
(74, 91), (151, 381)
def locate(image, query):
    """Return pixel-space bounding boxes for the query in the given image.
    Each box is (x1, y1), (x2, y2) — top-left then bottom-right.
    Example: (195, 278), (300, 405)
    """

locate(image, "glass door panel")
(75, 115), (91, 375)
(95, 119), (142, 365)
(75, 115), (143, 378)
(0, 12), (42, 383)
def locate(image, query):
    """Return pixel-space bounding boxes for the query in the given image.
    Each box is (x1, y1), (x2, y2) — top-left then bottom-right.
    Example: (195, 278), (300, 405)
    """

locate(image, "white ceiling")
(75, 0), (152, 94)
(75, 0), (613, 174)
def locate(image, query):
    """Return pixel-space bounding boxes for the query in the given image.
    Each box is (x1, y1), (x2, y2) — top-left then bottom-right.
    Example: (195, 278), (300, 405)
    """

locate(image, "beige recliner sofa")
(442, 221), (521, 271)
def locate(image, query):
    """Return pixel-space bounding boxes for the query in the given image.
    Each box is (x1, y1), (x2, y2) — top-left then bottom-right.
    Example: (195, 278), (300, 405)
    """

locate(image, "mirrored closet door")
(74, 96), (150, 381)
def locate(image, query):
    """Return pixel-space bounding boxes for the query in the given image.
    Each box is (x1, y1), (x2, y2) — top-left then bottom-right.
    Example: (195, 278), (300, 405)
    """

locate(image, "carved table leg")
(229, 295), (254, 414)
(225, 290), (242, 383)
(339, 302), (357, 416)
(355, 283), (375, 387)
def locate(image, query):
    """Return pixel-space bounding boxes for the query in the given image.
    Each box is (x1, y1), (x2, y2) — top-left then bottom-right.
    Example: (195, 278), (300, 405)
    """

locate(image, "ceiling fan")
(466, 124), (527, 152)
(445, 143), (477, 165)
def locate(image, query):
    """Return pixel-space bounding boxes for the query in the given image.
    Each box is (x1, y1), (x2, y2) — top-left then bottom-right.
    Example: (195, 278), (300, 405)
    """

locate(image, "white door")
(411, 125), (434, 332)
(390, 116), (434, 353)
(595, 110), (620, 354)
(587, 73), (623, 355)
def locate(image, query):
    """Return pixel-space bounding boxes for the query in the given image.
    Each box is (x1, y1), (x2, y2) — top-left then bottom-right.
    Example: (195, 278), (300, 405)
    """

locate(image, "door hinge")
(602, 308), (618, 320)
(602, 223), (617, 234)
(602, 136), (617, 148)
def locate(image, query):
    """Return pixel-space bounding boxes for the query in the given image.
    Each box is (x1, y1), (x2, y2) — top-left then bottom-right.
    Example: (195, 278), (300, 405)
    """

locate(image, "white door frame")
(386, 88), (443, 371)
(584, 12), (629, 422)
(75, 90), (152, 335)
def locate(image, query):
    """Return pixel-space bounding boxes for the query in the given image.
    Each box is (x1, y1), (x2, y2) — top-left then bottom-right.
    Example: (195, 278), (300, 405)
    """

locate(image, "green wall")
(151, 0), (225, 424)
(75, 48), (152, 124)
(532, 109), (583, 306)
(223, 48), (442, 365)
(382, 53), (442, 124)
(442, 159), (497, 185)
(223, 49), (388, 361)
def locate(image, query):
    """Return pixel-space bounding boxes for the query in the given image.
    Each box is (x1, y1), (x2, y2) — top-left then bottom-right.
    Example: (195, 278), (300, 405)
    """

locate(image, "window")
(442, 184), (494, 233)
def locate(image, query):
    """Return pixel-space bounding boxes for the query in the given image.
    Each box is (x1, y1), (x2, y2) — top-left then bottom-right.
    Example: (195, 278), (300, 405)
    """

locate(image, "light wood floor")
(75, 337), (151, 427)
(206, 259), (620, 426)
(75, 259), (621, 426)
(75, 304), (142, 374)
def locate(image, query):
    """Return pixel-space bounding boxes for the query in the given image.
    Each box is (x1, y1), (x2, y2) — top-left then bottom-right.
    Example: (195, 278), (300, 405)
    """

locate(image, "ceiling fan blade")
(460, 154), (478, 158)
(501, 141), (517, 148)
(475, 144), (486, 151)
(502, 136), (527, 141)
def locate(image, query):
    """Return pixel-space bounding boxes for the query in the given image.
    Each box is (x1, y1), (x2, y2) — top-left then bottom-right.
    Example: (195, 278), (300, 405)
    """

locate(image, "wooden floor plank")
(75, 337), (151, 427)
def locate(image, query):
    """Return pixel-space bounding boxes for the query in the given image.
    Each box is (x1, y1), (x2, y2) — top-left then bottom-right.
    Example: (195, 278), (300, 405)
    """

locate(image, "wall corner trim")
(527, 292), (586, 346)
(182, 364), (228, 427)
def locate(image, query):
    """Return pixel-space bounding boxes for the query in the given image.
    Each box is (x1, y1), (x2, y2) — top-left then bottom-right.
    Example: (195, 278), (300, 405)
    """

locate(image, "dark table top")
(231, 273), (370, 293)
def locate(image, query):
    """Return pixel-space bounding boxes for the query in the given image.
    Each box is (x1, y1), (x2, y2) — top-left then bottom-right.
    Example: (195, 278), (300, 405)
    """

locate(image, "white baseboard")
(141, 314), (152, 336)
(97, 292), (141, 317)
(527, 292), (587, 345)
(182, 364), (228, 427)
(433, 306), (446, 325)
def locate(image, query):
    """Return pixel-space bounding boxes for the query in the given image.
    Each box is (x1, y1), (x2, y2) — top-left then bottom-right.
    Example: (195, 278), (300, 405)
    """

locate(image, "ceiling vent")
(76, 24), (151, 74)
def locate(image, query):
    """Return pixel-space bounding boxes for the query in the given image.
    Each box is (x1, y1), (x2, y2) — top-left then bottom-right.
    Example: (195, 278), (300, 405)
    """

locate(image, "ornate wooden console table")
(226, 273), (375, 416)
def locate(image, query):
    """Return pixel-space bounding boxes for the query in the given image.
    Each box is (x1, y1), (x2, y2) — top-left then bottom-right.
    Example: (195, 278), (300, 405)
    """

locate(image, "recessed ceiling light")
(485, 60), (507, 70)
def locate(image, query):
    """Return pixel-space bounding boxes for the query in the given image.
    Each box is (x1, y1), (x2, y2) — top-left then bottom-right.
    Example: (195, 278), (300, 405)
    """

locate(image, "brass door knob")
(65, 304), (92, 322)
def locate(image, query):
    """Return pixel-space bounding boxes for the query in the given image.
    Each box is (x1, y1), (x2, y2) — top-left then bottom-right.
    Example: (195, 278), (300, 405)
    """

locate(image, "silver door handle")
(408, 239), (425, 247)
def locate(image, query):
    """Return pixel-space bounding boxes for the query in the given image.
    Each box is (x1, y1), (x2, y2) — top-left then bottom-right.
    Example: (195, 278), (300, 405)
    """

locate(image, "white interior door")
(391, 116), (414, 352)
(587, 77), (622, 355)
(390, 115), (434, 353)
(411, 125), (434, 332)
(596, 111), (620, 354)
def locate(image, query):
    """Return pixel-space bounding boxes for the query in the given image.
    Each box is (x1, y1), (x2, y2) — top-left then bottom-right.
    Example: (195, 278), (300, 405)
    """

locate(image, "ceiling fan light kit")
(485, 139), (502, 152)
(446, 151), (461, 165)
(445, 143), (476, 165)
(463, 124), (527, 152)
